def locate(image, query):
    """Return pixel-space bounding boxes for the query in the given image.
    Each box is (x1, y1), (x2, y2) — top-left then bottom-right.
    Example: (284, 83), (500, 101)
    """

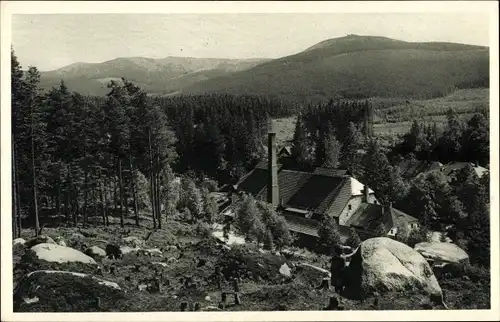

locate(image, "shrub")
(346, 228), (362, 248)
(14, 270), (125, 312)
(317, 216), (341, 255)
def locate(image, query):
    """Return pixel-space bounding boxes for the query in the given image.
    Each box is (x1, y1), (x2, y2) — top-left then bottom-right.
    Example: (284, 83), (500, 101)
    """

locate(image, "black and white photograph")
(1, 1), (498, 321)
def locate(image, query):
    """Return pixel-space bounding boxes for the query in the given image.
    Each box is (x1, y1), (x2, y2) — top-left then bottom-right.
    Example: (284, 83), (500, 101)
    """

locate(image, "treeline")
(11, 51), (296, 237)
(155, 93), (299, 181)
(391, 107), (489, 166)
(289, 100), (490, 267)
(291, 100), (368, 172)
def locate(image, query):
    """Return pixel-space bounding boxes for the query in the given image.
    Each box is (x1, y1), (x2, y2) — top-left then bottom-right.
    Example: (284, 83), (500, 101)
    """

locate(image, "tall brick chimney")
(363, 185), (370, 203)
(268, 120), (279, 207)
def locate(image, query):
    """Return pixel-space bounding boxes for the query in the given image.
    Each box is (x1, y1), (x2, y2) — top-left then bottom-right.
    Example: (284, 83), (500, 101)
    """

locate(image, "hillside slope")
(39, 57), (270, 96)
(181, 35), (489, 102)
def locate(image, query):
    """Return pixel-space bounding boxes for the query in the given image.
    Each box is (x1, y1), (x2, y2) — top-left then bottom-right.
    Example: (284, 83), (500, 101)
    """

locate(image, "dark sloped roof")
(346, 203), (419, 234)
(282, 212), (319, 237)
(236, 166), (349, 215)
(313, 167), (348, 177)
(282, 212), (349, 243)
(391, 207), (419, 225)
(236, 168), (268, 196)
(345, 203), (387, 232)
(327, 177), (352, 218)
(397, 159), (443, 178)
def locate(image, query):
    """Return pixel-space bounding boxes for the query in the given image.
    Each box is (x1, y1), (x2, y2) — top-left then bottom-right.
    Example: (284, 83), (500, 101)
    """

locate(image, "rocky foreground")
(12, 221), (490, 312)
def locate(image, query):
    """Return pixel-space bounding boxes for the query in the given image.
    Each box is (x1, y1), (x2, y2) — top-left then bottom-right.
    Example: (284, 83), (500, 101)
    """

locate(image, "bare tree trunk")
(65, 191), (70, 223)
(118, 158), (124, 228)
(31, 106), (40, 237)
(129, 157), (139, 226)
(12, 140), (18, 239)
(100, 175), (108, 226)
(56, 179), (61, 220)
(83, 170), (89, 227)
(156, 152), (162, 229)
(149, 129), (156, 229)
(123, 166), (129, 223)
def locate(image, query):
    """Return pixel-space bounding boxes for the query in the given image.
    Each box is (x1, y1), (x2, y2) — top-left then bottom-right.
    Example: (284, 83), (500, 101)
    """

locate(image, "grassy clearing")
(373, 88), (489, 136)
(273, 116), (297, 147)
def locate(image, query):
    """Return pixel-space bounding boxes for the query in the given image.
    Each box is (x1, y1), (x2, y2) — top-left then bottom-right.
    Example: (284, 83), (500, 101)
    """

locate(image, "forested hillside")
(11, 50), (298, 235)
(182, 35), (489, 102)
(39, 57), (270, 96)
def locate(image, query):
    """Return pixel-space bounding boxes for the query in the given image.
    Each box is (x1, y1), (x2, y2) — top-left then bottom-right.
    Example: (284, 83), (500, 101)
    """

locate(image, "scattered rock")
(343, 237), (442, 300)
(84, 246), (107, 259)
(167, 257), (178, 264)
(23, 296), (39, 304)
(25, 236), (56, 248)
(202, 305), (221, 311)
(297, 263), (332, 278)
(122, 236), (145, 248)
(13, 238), (26, 246)
(152, 262), (169, 267)
(13, 270), (124, 312)
(414, 242), (469, 266)
(31, 243), (97, 265)
(54, 236), (67, 247)
(69, 232), (86, 240)
(141, 248), (163, 257)
(204, 295), (211, 301)
(138, 284), (148, 291)
(120, 245), (141, 255)
(279, 263), (292, 277)
(163, 245), (178, 252)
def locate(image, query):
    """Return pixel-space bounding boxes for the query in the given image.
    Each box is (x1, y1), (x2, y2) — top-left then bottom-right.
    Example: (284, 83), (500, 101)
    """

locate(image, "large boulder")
(13, 270), (124, 312)
(414, 242), (469, 265)
(342, 237), (442, 300)
(25, 236), (56, 248)
(31, 243), (97, 265)
(84, 246), (107, 260)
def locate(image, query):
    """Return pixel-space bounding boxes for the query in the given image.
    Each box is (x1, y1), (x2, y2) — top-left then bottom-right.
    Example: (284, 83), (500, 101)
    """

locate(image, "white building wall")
(338, 193), (380, 226)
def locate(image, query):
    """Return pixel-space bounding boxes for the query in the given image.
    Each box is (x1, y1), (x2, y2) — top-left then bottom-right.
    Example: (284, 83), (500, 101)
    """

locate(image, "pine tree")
(317, 216), (341, 255)
(346, 227), (361, 248)
(25, 67), (44, 236)
(234, 194), (262, 242)
(362, 140), (407, 204)
(292, 115), (311, 168)
(201, 186), (218, 223)
(323, 131), (342, 168)
(340, 122), (362, 173)
(461, 113), (489, 166)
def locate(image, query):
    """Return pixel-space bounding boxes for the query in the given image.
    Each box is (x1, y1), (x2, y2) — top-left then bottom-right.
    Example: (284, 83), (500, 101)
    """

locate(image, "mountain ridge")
(38, 35), (489, 100)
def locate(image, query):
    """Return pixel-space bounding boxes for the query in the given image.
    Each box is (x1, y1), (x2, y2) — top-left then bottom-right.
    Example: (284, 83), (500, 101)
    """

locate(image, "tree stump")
(94, 297), (101, 309)
(180, 302), (188, 312)
(234, 293), (241, 305)
(193, 302), (201, 311)
(221, 292), (227, 304)
(320, 277), (330, 289)
(232, 279), (240, 292)
(325, 296), (344, 310)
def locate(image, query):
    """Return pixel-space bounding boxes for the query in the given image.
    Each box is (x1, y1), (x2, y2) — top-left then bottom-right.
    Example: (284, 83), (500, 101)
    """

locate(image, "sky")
(12, 13), (490, 71)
